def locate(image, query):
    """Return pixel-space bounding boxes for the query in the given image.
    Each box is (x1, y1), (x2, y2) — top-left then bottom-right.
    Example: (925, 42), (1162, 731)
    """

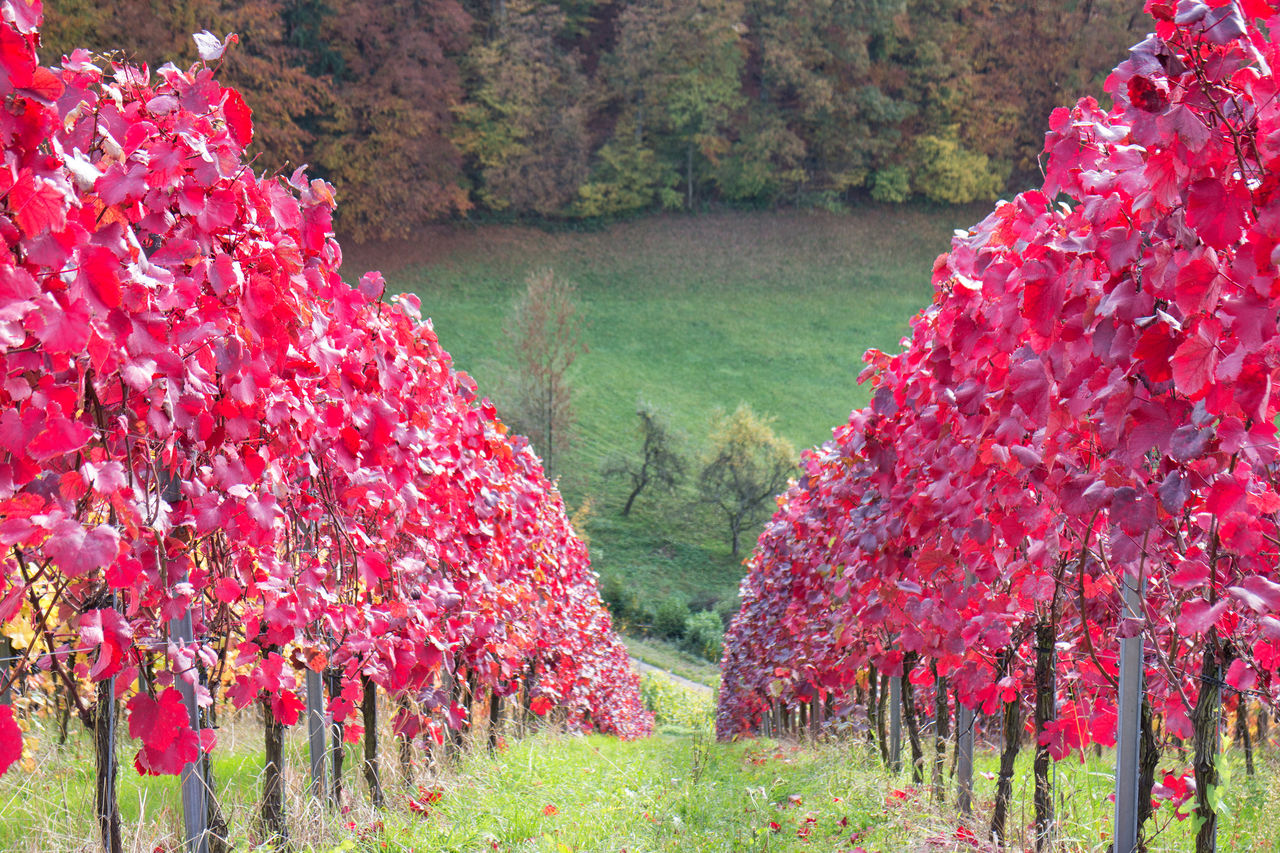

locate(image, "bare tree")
(698, 404), (795, 556)
(603, 400), (685, 516)
(505, 268), (586, 477)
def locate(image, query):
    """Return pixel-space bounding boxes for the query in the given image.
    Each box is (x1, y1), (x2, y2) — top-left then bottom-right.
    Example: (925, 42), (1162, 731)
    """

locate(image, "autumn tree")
(602, 0), (745, 211)
(737, 0), (905, 205)
(454, 0), (591, 216)
(40, 0), (1152, 222)
(603, 401), (686, 517)
(41, 0), (473, 240)
(505, 269), (586, 479)
(699, 405), (795, 556)
(306, 0), (473, 239)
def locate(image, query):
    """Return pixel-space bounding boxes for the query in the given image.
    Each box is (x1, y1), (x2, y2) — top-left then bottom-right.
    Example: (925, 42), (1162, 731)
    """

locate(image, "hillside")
(345, 205), (989, 612)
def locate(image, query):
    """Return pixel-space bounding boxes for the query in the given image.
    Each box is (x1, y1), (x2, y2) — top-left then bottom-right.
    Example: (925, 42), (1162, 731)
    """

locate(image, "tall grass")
(6, 699), (1280, 851)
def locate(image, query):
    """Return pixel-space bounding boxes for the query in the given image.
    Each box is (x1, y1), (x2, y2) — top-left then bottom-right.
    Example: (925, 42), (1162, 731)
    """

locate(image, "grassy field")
(8, 696), (1279, 852)
(624, 634), (722, 688)
(343, 206), (989, 610)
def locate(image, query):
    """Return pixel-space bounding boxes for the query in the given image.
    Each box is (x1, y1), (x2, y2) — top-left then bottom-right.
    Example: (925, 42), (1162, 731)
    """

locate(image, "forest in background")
(40, 0), (1147, 241)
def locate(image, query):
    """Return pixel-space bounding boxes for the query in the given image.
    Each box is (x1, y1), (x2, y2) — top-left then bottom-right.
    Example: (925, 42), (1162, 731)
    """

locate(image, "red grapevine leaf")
(30, 294), (90, 353)
(1167, 559), (1210, 591)
(128, 688), (200, 775)
(81, 246), (123, 309)
(1170, 332), (1215, 397)
(1111, 487), (1155, 535)
(1228, 576), (1280, 614)
(1168, 425), (1209, 462)
(212, 577), (241, 603)
(79, 607), (133, 681)
(7, 169), (65, 236)
(0, 25), (35, 90)
(15, 65), (62, 105)
(0, 706), (20, 777)
(1205, 477), (1247, 516)
(1176, 599), (1229, 637)
(1174, 255), (1221, 316)
(27, 417), (93, 462)
(4, 1), (40, 35)
(135, 736), (199, 776)
(45, 520), (121, 578)
(81, 460), (127, 494)
(222, 88), (253, 148)
(271, 690), (305, 726)
(1225, 659), (1258, 692)
(1185, 179), (1247, 249)
(1158, 470), (1190, 512)
(193, 30), (236, 62)
(1196, 4), (1246, 45)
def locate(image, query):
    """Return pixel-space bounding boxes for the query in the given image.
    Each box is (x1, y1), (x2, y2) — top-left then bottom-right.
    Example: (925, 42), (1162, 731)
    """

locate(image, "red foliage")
(0, 2), (649, 780)
(717, 0), (1280, 807)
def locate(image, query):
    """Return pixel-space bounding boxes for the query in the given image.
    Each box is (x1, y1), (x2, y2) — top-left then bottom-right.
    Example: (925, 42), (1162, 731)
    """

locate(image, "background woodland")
(41, 0), (1148, 240)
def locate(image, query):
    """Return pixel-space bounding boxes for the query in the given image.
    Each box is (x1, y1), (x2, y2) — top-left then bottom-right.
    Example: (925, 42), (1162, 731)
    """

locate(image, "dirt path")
(629, 656), (715, 695)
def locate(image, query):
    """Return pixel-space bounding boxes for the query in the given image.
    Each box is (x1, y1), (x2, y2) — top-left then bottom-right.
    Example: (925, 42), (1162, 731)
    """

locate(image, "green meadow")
(346, 206), (989, 609)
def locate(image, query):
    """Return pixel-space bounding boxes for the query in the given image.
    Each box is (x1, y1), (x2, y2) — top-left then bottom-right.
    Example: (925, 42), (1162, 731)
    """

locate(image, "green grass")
(6, 706), (1280, 852)
(377, 735), (1280, 852)
(623, 634), (722, 689)
(346, 206), (989, 608)
(0, 711), (370, 852)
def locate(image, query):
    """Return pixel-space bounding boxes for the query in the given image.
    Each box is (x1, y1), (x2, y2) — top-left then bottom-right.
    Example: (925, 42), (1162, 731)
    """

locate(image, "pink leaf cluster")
(718, 0), (1280, 787)
(0, 3), (649, 776)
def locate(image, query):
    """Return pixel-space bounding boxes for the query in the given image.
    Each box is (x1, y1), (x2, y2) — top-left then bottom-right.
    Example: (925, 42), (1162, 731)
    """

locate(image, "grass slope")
(372, 734), (1280, 853)
(344, 206), (988, 608)
(624, 635), (722, 688)
(11, 708), (1276, 852)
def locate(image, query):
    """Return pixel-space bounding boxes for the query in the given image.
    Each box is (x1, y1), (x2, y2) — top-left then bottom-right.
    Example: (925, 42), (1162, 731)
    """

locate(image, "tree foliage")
(40, 0), (1148, 232)
(504, 268), (586, 479)
(603, 401), (686, 517)
(455, 0), (591, 216)
(699, 405), (795, 557)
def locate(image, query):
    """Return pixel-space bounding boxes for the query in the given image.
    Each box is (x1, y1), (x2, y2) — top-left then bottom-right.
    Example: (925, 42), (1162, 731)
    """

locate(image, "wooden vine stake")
(361, 675), (384, 808)
(95, 595), (123, 853)
(327, 668), (345, 805)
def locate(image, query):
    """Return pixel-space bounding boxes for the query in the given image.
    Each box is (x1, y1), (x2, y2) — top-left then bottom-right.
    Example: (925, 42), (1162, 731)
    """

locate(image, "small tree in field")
(699, 404), (795, 556)
(505, 268), (586, 478)
(603, 400), (686, 516)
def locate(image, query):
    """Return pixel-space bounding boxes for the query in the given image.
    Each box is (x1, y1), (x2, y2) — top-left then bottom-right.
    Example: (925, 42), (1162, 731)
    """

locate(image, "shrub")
(912, 126), (1006, 204)
(869, 165), (911, 203)
(599, 573), (628, 617)
(683, 610), (724, 662)
(714, 596), (739, 628)
(653, 597), (692, 639)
